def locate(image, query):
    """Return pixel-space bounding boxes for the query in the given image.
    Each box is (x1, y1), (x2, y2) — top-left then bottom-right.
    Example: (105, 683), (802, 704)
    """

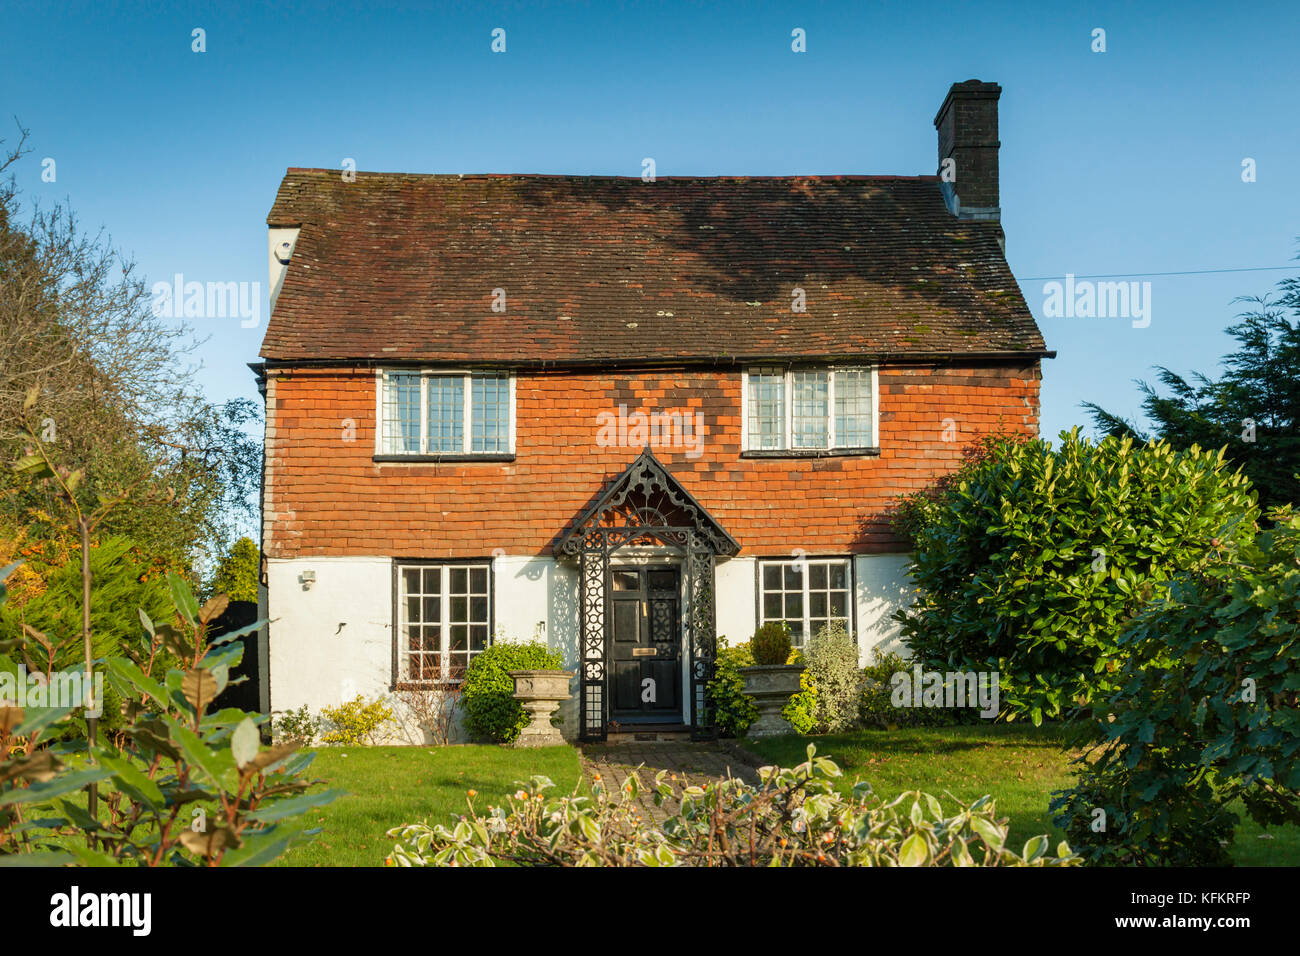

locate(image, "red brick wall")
(261, 363), (1040, 559)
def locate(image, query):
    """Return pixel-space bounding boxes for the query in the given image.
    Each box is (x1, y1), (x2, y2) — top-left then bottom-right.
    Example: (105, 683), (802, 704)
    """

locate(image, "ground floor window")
(395, 561), (492, 682)
(758, 557), (852, 647)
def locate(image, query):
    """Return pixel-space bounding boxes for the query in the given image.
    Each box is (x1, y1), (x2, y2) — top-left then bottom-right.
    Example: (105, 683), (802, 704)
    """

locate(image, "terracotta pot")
(508, 669), (574, 747)
(738, 664), (805, 738)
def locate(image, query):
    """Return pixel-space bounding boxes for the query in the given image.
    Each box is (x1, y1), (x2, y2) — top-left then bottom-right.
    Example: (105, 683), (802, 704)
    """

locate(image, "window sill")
(741, 446), (881, 459)
(374, 454), (515, 464)
(393, 681), (464, 691)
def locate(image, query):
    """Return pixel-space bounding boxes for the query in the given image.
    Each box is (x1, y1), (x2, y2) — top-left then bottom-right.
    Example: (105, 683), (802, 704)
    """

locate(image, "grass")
(745, 723), (1300, 866)
(274, 744), (583, 867)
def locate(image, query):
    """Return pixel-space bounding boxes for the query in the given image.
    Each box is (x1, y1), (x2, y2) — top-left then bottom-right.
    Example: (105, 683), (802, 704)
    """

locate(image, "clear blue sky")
(4, 0), (1298, 443)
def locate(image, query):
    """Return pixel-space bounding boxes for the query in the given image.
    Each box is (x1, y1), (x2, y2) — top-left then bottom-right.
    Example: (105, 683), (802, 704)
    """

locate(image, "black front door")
(610, 566), (681, 722)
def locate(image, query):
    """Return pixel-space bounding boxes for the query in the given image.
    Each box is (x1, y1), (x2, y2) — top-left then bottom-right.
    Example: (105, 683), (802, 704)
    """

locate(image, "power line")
(1019, 265), (1296, 282)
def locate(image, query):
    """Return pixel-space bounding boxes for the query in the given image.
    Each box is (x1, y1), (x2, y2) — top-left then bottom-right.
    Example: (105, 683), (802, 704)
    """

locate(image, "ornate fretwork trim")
(554, 449), (738, 741)
(554, 448), (739, 559)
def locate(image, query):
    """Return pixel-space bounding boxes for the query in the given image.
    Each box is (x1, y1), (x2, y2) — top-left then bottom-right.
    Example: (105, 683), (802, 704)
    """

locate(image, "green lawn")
(745, 723), (1300, 866)
(274, 744), (583, 867)
(32, 730), (1296, 866)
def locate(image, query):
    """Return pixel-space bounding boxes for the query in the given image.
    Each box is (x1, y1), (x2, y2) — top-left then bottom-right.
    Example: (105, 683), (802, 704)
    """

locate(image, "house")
(250, 80), (1050, 743)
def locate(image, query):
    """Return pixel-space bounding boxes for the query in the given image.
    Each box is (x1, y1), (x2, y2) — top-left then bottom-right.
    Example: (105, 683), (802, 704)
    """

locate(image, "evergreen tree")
(1084, 267), (1300, 510)
(210, 537), (260, 603)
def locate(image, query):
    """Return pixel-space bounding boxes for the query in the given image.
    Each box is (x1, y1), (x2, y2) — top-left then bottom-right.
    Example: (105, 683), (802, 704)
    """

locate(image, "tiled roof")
(261, 169), (1046, 364)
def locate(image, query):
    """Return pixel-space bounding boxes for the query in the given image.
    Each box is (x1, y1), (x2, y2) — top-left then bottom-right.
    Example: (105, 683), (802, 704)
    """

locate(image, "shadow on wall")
(548, 562), (580, 740)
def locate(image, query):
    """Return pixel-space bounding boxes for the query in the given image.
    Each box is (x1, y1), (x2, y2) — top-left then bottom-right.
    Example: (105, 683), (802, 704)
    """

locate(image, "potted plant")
(507, 668), (574, 747)
(737, 622), (805, 738)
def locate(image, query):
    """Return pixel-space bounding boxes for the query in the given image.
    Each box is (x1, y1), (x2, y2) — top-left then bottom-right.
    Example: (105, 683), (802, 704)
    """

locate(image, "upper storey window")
(377, 370), (514, 458)
(742, 367), (877, 454)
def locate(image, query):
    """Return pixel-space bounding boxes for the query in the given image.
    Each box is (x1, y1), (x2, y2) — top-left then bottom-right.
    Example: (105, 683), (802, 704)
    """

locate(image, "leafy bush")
(320, 695), (395, 746)
(461, 641), (565, 744)
(801, 623), (861, 733)
(1, 566), (340, 865)
(858, 650), (977, 729)
(0, 536), (176, 737)
(274, 704), (323, 745)
(387, 744), (1080, 867)
(750, 621), (793, 666)
(707, 639), (812, 737)
(1051, 508), (1300, 865)
(895, 429), (1258, 723)
(783, 660), (818, 735)
(706, 640), (758, 737)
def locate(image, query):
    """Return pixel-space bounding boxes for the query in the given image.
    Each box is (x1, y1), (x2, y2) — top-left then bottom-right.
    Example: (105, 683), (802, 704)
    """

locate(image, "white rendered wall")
(265, 557), (407, 740)
(267, 226), (300, 310)
(714, 556), (756, 652)
(493, 555), (580, 737)
(854, 553), (913, 664)
(263, 552), (916, 744)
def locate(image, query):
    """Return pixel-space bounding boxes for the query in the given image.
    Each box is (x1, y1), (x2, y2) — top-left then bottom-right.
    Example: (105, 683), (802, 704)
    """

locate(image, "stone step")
(605, 726), (694, 744)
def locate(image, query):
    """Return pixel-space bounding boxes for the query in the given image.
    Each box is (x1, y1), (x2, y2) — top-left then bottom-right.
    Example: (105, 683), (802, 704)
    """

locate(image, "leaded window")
(791, 371), (829, 448)
(426, 375), (464, 452)
(379, 370), (513, 456)
(744, 367), (875, 451)
(397, 562), (492, 681)
(746, 368), (786, 450)
(381, 372), (422, 455)
(834, 369), (873, 448)
(758, 558), (852, 648)
(471, 374), (510, 453)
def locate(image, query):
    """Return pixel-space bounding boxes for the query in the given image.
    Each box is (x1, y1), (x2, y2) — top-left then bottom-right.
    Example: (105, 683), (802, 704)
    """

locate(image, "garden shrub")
(1, 564), (340, 865)
(783, 660), (818, 735)
(320, 695), (395, 746)
(1051, 508), (1300, 865)
(460, 640), (564, 744)
(387, 744), (1080, 867)
(801, 623), (861, 733)
(750, 621), (792, 666)
(274, 703), (324, 745)
(395, 681), (462, 746)
(858, 650), (978, 729)
(895, 429), (1258, 723)
(708, 639), (814, 737)
(0, 536), (175, 737)
(707, 640), (758, 737)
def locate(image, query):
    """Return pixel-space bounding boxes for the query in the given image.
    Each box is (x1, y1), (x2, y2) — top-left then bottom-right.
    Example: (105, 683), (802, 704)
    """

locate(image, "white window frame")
(741, 366), (878, 452)
(375, 369), (516, 457)
(757, 557), (855, 648)
(396, 561), (494, 684)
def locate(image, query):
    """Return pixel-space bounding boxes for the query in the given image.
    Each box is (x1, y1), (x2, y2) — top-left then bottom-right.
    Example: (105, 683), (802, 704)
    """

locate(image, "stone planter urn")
(508, 670), (574, 747)
(738, 664), (806, 738)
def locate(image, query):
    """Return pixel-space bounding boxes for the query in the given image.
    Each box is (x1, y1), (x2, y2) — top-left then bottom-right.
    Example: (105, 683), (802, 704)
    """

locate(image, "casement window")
(742, 367), (877, 452)
(378, 370), (514, 457)
(758, 558), (853, 648)
(396, 562), (492, 682)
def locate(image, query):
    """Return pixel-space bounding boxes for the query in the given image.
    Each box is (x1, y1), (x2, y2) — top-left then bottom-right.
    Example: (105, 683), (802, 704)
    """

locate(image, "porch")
(554, 448), (740, 742)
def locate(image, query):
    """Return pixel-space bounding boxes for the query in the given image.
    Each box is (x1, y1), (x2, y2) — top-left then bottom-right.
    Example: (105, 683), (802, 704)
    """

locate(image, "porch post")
(578, 539), (608, 741)
(686, 533), (718, 739)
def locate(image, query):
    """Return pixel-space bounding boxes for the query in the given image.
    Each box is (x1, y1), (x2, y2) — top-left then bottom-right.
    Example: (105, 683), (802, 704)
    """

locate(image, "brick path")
(578, 740), (766, 823)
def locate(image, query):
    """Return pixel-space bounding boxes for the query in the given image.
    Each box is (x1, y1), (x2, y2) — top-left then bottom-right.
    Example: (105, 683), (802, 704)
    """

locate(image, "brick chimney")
(934, 80), (1001, 221)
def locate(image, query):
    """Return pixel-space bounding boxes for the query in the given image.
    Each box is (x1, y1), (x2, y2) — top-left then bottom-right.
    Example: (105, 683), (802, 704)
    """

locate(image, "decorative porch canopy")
(554, 449), (740, 741)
